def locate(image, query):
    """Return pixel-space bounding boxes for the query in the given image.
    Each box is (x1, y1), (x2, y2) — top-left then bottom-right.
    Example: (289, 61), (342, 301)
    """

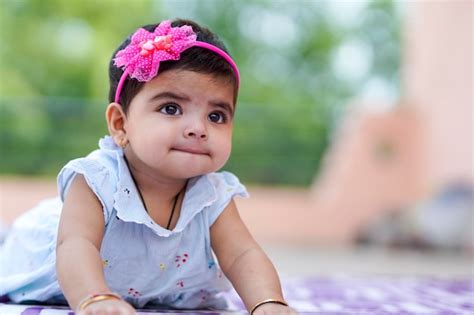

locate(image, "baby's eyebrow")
(149, 91), (190, 102)
(209, 101), (234, 117)
(149, 90), (234, 115)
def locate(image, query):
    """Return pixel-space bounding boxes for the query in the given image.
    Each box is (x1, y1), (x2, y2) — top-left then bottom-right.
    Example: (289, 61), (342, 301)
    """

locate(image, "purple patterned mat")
(1, 276), (473, 314)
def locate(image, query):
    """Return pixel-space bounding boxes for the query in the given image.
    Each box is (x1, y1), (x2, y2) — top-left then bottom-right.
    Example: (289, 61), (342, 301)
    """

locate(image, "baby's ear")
(105, 103), (127, 147)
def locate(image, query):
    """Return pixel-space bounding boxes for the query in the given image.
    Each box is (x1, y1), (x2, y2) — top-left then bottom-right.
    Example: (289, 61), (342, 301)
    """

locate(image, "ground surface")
(1, 177), (473, 314)
(1, 177), (472, 277)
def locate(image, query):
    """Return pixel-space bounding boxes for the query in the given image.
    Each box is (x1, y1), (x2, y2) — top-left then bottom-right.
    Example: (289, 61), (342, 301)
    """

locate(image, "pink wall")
(309, 107), (424, 243)
(300, 1), (473, 243)
(403, 1), (473, 190)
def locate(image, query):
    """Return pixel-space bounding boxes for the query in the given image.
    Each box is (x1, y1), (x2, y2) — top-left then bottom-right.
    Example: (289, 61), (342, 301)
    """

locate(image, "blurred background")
(0, 0), (472, 277)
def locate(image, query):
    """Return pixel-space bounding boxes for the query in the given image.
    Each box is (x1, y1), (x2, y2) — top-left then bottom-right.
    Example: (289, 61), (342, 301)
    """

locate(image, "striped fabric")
(1, 276), (473, 314)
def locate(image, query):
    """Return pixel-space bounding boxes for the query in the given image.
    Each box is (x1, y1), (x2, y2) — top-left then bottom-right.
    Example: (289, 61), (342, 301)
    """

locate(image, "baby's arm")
(56, 175), (134, 314)
(211, 200), (296, 314)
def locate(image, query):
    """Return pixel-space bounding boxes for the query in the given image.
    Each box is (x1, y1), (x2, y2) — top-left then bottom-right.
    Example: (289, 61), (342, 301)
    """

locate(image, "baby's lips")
(172, 146), (209, 155)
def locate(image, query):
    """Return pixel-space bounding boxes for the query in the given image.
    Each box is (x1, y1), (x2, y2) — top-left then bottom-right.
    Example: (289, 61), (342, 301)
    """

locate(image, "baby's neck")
(130, 165), (186, 200)
(123, 153), (188, 228)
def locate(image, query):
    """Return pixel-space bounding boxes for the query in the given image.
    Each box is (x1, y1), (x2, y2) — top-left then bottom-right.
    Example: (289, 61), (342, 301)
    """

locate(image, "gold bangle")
(250, 298), (289, 314)
(77, 292), (122, 311)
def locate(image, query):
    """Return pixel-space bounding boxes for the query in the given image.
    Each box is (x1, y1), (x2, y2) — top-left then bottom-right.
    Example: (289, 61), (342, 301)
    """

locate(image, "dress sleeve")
(57, 157), (116, 223)
(206, 171), (249, 226)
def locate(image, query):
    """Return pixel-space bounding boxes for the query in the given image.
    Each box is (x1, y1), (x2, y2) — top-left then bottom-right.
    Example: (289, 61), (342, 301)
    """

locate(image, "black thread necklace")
(124, 156), (181, 230)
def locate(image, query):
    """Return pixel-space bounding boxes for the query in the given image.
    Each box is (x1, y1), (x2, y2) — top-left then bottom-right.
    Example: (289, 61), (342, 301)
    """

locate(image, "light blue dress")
(0, 136), (248, 309)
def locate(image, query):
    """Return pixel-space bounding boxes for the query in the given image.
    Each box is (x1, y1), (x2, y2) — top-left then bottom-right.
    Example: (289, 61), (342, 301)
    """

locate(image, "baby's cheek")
(215, 142), (232, 169)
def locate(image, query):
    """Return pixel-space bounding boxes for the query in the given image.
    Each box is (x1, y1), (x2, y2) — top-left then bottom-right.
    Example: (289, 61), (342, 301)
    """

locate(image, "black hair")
(108, 19), (238, 113)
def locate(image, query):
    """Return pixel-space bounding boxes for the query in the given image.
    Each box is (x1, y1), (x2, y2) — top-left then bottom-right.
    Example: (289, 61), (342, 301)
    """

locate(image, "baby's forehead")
(141, 70), (237, 105)
(150, 69), (234, 87)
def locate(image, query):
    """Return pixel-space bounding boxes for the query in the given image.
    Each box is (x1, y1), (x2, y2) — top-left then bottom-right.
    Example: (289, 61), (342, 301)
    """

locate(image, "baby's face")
(123, 69), (235, 180)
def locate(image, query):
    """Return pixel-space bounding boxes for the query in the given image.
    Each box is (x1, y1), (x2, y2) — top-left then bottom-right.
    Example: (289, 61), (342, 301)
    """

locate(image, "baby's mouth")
(171, 146), (210, 156)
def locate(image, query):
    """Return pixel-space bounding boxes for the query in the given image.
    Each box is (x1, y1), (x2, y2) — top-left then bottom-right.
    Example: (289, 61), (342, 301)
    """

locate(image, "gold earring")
(118, 138), (128, 148)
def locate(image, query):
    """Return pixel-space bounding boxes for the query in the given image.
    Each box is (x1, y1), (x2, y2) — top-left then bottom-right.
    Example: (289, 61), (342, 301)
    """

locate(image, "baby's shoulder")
(85, 147), (120, 178)
(195, 172), (249, 223)
(204, 171), (246, 191)
(60, 149), (119, 183)
(61, 136), (121, 180)
(57, 136), (122, 210)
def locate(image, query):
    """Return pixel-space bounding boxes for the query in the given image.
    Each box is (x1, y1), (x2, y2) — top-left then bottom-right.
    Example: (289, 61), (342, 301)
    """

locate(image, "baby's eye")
(159, 104), (182, 115)
(208, 112), (226, 124)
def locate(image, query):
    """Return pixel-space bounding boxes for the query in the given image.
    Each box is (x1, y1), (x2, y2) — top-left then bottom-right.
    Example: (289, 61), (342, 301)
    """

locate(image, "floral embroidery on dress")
(175, 253), (189, 268)
(128, 288), (142, 297)
(199, 289), (209, 303)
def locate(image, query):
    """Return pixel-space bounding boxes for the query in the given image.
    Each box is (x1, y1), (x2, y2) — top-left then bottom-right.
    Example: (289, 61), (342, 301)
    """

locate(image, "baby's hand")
(77, 298), (136, 315)
(252, 303), (298, 315)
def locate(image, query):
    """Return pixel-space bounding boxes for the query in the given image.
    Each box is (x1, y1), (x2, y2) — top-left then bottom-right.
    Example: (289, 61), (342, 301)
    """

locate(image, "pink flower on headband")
(114, 20), (197, 81)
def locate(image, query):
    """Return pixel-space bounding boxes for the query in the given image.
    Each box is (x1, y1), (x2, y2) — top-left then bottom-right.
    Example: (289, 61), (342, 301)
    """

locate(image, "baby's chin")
(161, 167), (218, 180)
(154, 153), (229, 179)
(169, 164), (228, 180)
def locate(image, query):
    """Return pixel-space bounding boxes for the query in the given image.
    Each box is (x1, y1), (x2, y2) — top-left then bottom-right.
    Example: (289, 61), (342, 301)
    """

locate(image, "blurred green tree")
(0, 0), (400, 185)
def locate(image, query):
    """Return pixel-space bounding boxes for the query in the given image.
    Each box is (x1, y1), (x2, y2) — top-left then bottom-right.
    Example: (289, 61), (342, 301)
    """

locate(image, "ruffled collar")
(99, 135), (217, 237)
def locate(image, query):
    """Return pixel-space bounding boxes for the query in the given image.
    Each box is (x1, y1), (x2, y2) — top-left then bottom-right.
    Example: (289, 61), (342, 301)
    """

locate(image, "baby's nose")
(186, 129), (208, 139)
(184, 122), (208, 139)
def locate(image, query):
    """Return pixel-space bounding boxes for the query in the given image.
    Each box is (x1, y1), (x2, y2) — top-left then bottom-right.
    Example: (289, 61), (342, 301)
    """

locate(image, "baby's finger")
(77, 302), (135, 315)
(78, 308), (132, 315)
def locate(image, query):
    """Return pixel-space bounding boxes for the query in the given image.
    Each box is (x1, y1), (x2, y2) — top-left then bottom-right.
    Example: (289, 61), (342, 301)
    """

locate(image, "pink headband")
(113, 20), (240, 103)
